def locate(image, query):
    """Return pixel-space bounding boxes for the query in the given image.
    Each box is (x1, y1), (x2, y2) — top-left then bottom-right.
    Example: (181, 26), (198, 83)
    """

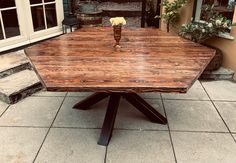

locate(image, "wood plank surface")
(25, 27), (215, 93)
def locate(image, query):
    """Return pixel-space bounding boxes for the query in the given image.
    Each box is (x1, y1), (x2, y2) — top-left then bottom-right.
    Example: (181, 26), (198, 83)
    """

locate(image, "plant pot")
(204, 45), (223, 71)
(77, 1), (98, 13)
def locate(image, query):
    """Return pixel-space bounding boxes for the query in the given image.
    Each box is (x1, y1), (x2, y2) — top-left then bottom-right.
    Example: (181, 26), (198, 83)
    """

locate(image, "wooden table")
(25, 27), (215, 146)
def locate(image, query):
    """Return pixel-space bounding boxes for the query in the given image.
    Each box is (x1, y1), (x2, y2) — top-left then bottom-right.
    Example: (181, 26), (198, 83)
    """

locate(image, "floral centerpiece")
(179, 5), (235, 43)
(110, 17), (126, 47)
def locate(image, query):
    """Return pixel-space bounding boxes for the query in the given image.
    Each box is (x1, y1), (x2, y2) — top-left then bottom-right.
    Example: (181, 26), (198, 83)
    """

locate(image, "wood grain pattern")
(25, 27), (215, 93)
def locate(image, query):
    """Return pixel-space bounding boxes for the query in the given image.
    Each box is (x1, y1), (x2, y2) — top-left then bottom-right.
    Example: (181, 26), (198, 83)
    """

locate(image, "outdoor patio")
(0, 79), (236, 163)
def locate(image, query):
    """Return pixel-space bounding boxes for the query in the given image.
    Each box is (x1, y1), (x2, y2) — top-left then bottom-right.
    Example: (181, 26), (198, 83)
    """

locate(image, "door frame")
(0, 0), (64, 52)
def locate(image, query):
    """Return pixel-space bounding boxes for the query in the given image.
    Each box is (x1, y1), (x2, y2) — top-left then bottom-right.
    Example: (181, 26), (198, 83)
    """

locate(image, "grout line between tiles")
(0, 105), (10, 118)
(230, 134), (236, 143)
(52, 126), (169, 132)
(0, 125), (49, 128)
(52, 126), (232, 134)
(170, 130), (229, 134)
(31, 95), (67, 97)
(0, 124), (230, 134)
(115, 128), (168, 132)
(32, 92), (68, 163)
(200, 81), (236, 143)
(65, 96), (89, 98)
(212, 100), (236, 103)
(104, 146), (108, 163)
(162, 98), (210, 101)
(160, 94), (178, 163)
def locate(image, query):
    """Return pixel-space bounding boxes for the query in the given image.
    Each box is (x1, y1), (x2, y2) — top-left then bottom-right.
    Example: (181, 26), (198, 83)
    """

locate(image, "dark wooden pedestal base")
(73, 93), (167, 146)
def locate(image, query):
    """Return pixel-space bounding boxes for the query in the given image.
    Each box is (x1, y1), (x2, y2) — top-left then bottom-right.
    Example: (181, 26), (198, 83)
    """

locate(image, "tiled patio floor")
(0, 80), (236, 163)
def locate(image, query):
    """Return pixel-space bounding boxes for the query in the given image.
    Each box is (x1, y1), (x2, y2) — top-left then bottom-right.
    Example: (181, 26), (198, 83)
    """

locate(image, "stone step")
(0, 70), (42, 104)
(98, 2), (141, 11)
(0, 50), (31, 78)
(200, 67), (235, 80)
(99, 0), (142, 2)
(98, 2), (142, 17)
(98, 2), (142, 27)
(102, 10), (141, 17)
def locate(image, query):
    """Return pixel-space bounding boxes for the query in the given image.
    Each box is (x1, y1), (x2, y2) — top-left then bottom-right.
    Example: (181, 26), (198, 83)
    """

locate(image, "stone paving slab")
(33, 90), (67, 97)
(53, 97), (167, 130)
(67, 92), (93, 97)
(0, 127), (47, 163)
(0, 50), (30, 78)
(201, 80), (236, 101)
(214, 102), (236, 133)
(114, 98), (167, 130)
(106, 130), (175, 163)
(0, 97), (64, 127)
(164, 100), (228, 132)
(233, 134), (236, 140)
(53, 96), (107, 128)
(0, 101), (8, 115)
(139, 92), (161, 99)
(98, 2), (141, 11)
(200, 67), (235, 80)
(171, 132), (236, 163)
(0, 69), (42, 104)
(35, 128), (106, 163)
(162, 80), (209, 100)
(0, 79), (235, 163)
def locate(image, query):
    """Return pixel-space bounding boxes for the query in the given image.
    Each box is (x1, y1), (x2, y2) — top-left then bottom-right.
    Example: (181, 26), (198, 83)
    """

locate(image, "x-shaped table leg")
(73, 92), (167, 146)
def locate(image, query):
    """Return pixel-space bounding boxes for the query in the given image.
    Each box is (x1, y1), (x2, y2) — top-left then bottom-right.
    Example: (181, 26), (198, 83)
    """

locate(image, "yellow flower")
(110, 17), (126, 26)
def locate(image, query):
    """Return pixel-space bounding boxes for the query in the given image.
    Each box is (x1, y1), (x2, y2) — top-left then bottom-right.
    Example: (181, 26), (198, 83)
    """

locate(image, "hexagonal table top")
(25, 27), (215, 93)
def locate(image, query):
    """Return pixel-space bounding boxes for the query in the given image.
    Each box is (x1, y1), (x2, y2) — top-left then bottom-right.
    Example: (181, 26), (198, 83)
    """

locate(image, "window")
(29, 0), (58, 32)
(0, 0), (20, 40)
(193, 0), (235, 22)
(0, 0), (64, 52)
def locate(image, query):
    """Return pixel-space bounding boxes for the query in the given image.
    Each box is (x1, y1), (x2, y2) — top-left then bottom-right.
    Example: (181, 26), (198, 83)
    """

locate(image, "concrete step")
(98, 2), (142, 27)
(99, 1), (142, 17)
(102, 10), (141, 17)
(0, 70), (42, 104)
(200, 67), (235, 80)
(98, 2), (141, 11)
(0, 50), (31, 78)
(99, 0), (142, 2)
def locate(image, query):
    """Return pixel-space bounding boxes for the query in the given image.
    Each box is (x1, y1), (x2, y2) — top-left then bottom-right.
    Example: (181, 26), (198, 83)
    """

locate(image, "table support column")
(98, 94), (121, 146)
(73, 92), (109, 110)
(74, 92), (167, 146)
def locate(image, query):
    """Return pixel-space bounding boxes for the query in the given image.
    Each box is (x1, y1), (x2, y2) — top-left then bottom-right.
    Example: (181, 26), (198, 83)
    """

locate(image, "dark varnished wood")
(73, 92), (109, 110)
(25, 27), (215, 93)
(76, 92), (167, 146)
(123, 93), (167, 124)
(98, 94), (120, 146)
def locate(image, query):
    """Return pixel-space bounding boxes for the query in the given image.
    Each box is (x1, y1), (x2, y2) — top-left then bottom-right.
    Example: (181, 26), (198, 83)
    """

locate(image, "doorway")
(0, 0), (64, 52)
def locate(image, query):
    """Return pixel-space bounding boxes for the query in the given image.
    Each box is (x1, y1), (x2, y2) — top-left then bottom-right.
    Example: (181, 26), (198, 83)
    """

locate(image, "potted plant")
(157, 0), (187, 32)
(179, 4), (236, 70)
(76, 0), (99, 13)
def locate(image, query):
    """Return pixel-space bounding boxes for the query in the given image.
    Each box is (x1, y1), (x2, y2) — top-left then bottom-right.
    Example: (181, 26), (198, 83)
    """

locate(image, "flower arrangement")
(179, 5), (236, 43)
(109, 17), (126, 48)
(110, 17), (126, 26)
(157, 0), (187, 32)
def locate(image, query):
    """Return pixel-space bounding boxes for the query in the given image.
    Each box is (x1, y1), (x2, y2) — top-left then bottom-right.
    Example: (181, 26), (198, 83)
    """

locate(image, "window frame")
(192, 0), (235, 40)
